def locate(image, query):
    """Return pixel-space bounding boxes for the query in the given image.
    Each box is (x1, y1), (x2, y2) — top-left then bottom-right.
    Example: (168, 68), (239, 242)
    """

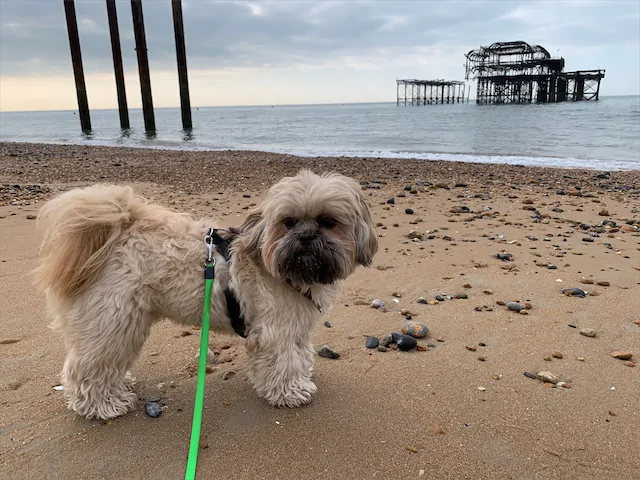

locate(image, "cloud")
(0, 0), (638, 110)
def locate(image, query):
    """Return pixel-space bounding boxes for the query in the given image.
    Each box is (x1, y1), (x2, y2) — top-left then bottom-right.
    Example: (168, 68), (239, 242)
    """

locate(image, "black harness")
(205, 228), (247, 338)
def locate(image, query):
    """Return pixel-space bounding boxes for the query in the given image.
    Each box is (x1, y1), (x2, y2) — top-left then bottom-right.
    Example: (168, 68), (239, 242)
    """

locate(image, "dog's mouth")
(276, 241), (347, 286)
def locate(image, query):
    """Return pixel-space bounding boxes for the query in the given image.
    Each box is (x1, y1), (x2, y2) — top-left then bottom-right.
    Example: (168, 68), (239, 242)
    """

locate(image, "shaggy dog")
(34, 169), (378, 420)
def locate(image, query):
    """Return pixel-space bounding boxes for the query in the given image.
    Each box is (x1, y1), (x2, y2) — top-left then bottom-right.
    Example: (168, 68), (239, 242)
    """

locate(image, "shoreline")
(1, 140), (638, 173)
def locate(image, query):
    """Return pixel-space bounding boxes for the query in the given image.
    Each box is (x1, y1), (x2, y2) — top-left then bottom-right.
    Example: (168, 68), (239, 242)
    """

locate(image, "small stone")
(9, 381), (22, 390)
(477, 386), (486, 391)
(454, 293), (468, 299)
(0, 338), (20, 345)
(496, 300), (506, 306)
(483, 289), (493, 295)
(524, 371), (537, 379)
(402, 321), (429, 338)
(537, 371), (559, 384)
(205, 365), (215, 374)
(377, 345), (388, 352)
(354, 299), (370, 305)
(180, 330), (193, 337)
(495, 253), (513, 261)
(580, 328), (597, 338)
(598, 209), (609, 216)
(582, 237), (594, 243)
(577, 356), (585, 361)
(463, 283), (472, 289)
(406, 446), (418, 454)
(324, 321), (332, 328)
(145, 401), (162, 418)
(492, 375), (501, 380)
(478, 356), (486, 362)
(465, 345), (477, 352)
(507, 302), (525, 312)
(479, 342), (486, 347)
(544, 356), (552, 361)
(430, 425), (445, 435)
(562, 288), (586, 298)
(552, 351), (563, 359)
(400, 308), (411, 316)
(386, 198), (395, 204)
(317, 346), (340, 359)
(523, 302), (533, 310)
(396, 334), (417, 351)
(519, 310), (529, 315)
(405, 208), (414, 215)
(365, 336), (379, 349)
(634, 320), (640, 326)
(436, 337), (445, 342)
(596, 281), (610, 287)
(26, 214), (36, 220)
(435, 295), (445, 302)
(625, 361), (635, 367)
(371, 299), (385, 309)
(611, 351), (633, 360)
(222, 370), (236, 380)
(580, 278), (594, 285)
(427, 300), (438, 305)
(417, 297), (428, 304)
(416, 344), (428, 352)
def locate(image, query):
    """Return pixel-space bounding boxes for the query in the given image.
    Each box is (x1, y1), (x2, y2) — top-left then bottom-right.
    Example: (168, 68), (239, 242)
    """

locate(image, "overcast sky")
(0, 0), (638, 111)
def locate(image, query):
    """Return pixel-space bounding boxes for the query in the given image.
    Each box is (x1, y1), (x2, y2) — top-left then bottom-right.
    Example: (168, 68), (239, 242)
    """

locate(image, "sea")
(1, 95), (639, 171)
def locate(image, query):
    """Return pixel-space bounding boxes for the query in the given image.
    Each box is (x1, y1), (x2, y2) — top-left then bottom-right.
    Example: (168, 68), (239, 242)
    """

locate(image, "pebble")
(26, 214), (36, 220)
(400, 308), (411, 316)
(377, 345), (388, 352)
(365, 336), (379, 349)
(580, 328), (597, 338)
(324, 321), (332, 328)
(524, 371), (537, 379)
(478, 356), (486, 362)
(396, 334), (417, 351)
(401, 321), (429, 338)
(483, 289), (493, 295)
(537, 371), (559, 384)
(0, 338), (21, 344)
(596, 281), (610, 287)
(222, 370), (236, 380)
(625, 361), (635, 367)
(417, 297), (428, 304)
(145, 401), (163, 418)
(454, 292), (468, 299)
(416, 345), (428, 352)
(562, 287), (586, 298)
(435, 295), (445, 302)
(582, 237), (594, 242)
(577, 356), (585, 361)
(405, 208), (414, 215)
(495, 253), (513, 261)
(477, 386), (486, 391)
(465, 345), (477, 352)
(519, 310), (529, 315)
(9, 381), (22, 390)
(611, 351), (633, 360)
(634, 320), (640, 326)
(430, 425), (445, 435)
(507, 301), (525, 312)
(317, 345), (340, 359)
(552, 351), (563, 359)
(580, 278), (594, 285)
(371, 299), (385, 309)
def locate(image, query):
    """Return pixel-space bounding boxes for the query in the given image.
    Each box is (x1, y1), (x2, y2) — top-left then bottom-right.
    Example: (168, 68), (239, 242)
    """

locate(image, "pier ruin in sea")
(396, 79), (468, 106)
(464, 41), (605, 105)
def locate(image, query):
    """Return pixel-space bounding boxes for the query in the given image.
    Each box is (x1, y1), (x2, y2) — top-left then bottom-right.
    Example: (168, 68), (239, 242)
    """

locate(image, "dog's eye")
(283, 218), (298, 229)
(318, 217), (338, 229)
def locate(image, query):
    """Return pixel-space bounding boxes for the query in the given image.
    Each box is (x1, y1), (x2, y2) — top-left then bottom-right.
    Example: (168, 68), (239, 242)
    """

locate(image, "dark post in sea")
(130, 0), (155, 134)
(171, 0), (192, 130)
(106, 0), (130, 130)
(63, 0), (91, 132)
(396, 79), (467, 106)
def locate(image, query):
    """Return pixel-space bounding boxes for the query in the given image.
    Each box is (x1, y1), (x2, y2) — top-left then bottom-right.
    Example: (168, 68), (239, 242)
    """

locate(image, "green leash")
(185, 233), (216, 480)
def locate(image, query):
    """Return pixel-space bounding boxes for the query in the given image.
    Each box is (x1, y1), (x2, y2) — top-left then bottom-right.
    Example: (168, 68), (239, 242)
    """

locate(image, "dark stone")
(386, 198), (395, 204)
(454, 293), (468, 299)
(317, 345), (340, 359)
(455, 183), (468, 188)
(562, 287), (586, 298)
(523, 372), (537, 379)
(396, 334), (417, 351)
(405, 208), (414, 215)
(404, 185), (412, 191)
(377, 345), (388, 352)
(582, 237), (594, 243)
(507, 302), (525, 312)
(324, 321), (332, 328)
(365, 336), (379, 349)
(556, 190), (566, 195)
(145, 401), (162, 418)
(494, 253), (513, 261)
(435, 295), (445, 302)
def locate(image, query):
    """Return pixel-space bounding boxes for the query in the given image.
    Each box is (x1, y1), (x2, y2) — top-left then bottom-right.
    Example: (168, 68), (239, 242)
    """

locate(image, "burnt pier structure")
(396, 79), (468, 106)
(464, 41), (605, 105)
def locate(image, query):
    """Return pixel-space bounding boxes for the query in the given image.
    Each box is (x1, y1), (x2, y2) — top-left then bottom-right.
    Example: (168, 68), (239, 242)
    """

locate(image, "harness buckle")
(204, 228), (216, 265)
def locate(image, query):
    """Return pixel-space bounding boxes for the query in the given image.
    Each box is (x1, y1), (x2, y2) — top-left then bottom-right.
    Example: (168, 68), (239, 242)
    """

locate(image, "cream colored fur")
(34, 170), (377, 420)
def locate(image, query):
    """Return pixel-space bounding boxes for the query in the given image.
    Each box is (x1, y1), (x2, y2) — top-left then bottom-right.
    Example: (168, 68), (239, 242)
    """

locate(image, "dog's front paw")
(267, 379), (317, 408)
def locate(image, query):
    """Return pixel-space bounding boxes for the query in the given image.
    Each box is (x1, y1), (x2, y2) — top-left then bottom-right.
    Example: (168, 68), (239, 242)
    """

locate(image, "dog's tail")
(34, 184), (145, 301)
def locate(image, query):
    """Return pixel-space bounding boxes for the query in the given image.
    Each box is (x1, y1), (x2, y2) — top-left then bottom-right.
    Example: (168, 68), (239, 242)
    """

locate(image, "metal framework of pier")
(396, 79), (468, 106)
(464, 41), (605, 104)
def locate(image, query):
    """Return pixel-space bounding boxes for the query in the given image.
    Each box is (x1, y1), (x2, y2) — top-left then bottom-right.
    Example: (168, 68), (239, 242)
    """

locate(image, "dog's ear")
(354, 192), (378, 267)
(240, 209), (265, 256)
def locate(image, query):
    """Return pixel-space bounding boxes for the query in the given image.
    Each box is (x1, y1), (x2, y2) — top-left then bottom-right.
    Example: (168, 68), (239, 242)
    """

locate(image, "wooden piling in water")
(131, 0), (155, 134)
(171, 0), (192, 130)
(63, 0), (91, 132)
(106, 0), (129, 130)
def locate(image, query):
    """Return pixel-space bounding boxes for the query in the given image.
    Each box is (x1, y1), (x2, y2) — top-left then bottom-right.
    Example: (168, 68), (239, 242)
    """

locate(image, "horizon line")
(1, 94), (638, 114)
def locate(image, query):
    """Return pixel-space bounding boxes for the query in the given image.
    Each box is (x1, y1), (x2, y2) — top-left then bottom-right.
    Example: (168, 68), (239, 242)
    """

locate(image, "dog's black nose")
(298, 230), (316, 244)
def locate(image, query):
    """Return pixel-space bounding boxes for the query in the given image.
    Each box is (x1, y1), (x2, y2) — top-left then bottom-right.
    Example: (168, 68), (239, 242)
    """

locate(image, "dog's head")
(239, 169), (378, 287)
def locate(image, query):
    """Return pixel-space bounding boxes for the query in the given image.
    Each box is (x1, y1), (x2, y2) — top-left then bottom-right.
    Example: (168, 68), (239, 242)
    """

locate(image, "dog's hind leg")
(56, 288), (151, 420)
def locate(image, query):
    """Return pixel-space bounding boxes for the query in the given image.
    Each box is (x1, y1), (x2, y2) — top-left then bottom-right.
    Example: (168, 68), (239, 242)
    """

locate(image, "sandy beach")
(1, 141), (639, 480)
